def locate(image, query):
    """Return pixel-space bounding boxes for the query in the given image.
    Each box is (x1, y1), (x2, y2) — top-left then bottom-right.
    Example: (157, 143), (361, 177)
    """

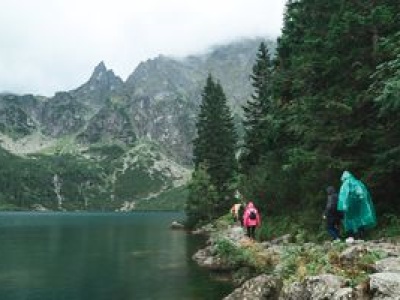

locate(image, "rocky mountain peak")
(88, 61), (122, 88)
(0, 37), (275, 210)
(90, 61), (107, 79)
(71, 61), (124, 107)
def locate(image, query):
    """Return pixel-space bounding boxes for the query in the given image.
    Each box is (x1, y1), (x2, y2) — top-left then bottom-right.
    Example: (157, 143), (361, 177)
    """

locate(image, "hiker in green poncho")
(337, 171), (377, 240)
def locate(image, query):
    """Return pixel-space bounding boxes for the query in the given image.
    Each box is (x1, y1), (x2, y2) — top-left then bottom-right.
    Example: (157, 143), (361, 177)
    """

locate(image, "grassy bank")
(209, 212), (400, 287)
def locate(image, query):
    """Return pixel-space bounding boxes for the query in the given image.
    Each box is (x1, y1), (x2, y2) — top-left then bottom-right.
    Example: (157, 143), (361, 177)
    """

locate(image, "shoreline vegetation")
(191, 214), (400, 299)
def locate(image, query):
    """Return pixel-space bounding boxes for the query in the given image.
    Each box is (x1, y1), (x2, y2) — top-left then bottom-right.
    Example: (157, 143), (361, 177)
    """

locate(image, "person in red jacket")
(242, 201), (261, 239)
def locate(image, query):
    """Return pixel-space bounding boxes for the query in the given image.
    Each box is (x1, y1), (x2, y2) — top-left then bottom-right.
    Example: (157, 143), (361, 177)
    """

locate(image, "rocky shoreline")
(192, 223), (400, 299)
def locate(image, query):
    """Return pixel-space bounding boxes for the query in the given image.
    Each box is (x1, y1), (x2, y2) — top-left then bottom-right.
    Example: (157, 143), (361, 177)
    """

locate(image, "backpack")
(249, 209), (257, 220)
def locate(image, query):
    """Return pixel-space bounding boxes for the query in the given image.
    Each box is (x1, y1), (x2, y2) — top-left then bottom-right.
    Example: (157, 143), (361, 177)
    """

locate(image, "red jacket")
(243, 202), (261, 227)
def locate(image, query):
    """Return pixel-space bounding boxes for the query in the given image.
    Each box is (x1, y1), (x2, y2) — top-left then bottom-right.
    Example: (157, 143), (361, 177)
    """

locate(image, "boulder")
(332, 287), (355, 299)
(283, 274), (346, 300)
(223, 274), (282, 300)
(192, 246), (231, 271)
(374, 257), (400, 273)
(369, 272), (400, 299)
(32, 204), (49, 211)
(339, 245), (369, 266)
(170, 221), (185, 229)
(283, 281), (310, 300)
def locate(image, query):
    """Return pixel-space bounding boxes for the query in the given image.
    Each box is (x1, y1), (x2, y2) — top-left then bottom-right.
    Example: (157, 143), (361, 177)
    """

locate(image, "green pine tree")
(191, 74), (237, 218)
(368, 31), (400, 210)
(242, 0), (400, 214)
(185, 164), (219, 228)
(241, 42), (273, 172)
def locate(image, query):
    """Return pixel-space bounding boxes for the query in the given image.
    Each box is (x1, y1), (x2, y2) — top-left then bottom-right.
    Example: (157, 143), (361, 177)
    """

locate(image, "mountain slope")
(0, 37), (275, 211)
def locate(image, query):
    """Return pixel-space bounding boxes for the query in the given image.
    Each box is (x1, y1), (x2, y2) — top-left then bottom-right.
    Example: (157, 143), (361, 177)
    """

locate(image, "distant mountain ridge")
(0, 37), (275, 211)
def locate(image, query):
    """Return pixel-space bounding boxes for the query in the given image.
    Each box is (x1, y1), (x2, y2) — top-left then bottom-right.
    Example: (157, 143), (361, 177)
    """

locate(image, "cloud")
(0, 0), (286, 96)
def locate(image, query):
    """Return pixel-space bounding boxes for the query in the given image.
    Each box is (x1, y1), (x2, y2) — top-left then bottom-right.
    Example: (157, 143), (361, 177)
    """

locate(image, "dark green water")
(0, 212), (232, 300)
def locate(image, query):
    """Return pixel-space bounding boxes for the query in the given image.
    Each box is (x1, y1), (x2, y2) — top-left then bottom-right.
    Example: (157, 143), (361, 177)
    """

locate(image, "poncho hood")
(341, 170), (354, 182)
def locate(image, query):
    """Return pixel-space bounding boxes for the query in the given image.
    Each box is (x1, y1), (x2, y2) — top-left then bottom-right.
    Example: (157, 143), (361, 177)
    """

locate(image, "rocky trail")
(192, 224), (400, 299)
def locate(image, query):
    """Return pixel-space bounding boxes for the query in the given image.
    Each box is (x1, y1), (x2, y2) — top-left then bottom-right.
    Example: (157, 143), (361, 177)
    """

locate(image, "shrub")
(215, 238), (275, 273)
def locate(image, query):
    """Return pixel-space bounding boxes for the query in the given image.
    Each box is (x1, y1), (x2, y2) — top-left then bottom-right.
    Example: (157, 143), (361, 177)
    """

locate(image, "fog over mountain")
(0, 0), (285, 96)
(0, 37), (275, 211)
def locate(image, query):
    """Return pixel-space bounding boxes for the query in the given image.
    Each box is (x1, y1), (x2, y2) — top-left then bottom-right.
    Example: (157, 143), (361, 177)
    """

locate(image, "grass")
(0, 201), (25, 211)
(215, 237), (276, 272)
(256, 213), (327, 243)
(40, 136), (79, 155)
(369, 213), (400, 239)
(134, 185), (188, 211)
(210, 211), (398, 288)
(275, 242), (385, 286)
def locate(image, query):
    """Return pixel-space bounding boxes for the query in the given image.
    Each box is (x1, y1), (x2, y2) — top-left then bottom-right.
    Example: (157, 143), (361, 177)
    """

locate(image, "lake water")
(0, 212), (232, 300)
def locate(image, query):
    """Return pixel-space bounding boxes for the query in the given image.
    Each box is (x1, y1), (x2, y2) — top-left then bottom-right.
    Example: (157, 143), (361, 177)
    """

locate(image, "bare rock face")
(374, 257), (400, 273)
(192, 246), (232, 271)
(333, 287), (355, 300)
(281, 281), (310, 300)
(223, 274), (282, 300)
(369, 272), (400, 299)
(72, 61), (124, 107)
(283, 274), (347, 300)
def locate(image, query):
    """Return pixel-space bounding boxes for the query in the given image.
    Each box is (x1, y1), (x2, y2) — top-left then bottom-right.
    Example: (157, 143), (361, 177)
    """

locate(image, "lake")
(0, 212), (232, 300)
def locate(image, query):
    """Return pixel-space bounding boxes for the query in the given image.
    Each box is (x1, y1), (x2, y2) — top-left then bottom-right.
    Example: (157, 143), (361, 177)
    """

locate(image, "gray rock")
(340, 245), (368, 264)
(365, 242), (400, 258)
(170, 221), (184, 229)
(370, 272), (400, 299)
(223, 274), (282, 300)
(282, 274), (346, 300)
(282, 281), (310, 300)
(192, 247), (231, 271)
(332, 287), (355, 299)
(269, 234), (292, 245)
(306, 274), (346, 299)
(374, 257), (400, 273)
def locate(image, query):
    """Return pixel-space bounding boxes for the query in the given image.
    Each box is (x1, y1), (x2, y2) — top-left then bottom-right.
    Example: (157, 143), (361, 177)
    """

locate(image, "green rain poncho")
(337, 171), (377, 234)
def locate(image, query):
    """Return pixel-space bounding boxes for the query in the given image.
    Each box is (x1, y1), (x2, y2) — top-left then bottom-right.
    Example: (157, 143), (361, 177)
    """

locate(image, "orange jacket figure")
(243, 202), (261, 228)
(230, 203), (241, 221)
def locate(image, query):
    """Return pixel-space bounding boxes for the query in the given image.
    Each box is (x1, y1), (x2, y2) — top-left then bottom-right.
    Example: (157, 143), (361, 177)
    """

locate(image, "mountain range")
(0, 37), (275, 211)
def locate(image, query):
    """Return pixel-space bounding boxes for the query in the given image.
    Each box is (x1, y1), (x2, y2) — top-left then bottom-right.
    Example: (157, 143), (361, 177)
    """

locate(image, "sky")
(0, 0), (287, 97)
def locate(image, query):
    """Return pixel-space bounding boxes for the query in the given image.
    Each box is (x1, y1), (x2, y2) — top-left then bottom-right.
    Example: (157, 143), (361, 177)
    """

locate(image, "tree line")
(186, 0), (400, 227)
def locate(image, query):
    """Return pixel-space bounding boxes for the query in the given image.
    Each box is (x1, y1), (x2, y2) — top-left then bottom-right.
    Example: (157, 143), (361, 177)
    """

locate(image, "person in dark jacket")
(323, 186), (342, 240)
